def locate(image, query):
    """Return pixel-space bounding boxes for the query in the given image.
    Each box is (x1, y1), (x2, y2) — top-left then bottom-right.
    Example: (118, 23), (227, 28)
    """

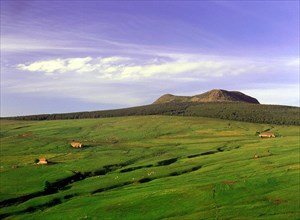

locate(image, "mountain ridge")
(2, 89), (299, 126)
(153, 89), (260, 104)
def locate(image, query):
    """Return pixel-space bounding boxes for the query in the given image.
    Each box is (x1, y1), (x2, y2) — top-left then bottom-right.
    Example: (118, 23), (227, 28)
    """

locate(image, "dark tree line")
(1, 102), (299, 125)
(184, 103), (300, 125)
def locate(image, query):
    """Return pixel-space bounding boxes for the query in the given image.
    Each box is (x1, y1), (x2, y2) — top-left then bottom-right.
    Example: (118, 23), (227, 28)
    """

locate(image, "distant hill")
(2, 89), (299, 125)
(2, 102), (299, 125)
(153, 89), (260, 104)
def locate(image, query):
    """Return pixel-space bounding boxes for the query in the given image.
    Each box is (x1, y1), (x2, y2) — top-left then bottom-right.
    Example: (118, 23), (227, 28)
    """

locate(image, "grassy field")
(0, 116), (299, 219)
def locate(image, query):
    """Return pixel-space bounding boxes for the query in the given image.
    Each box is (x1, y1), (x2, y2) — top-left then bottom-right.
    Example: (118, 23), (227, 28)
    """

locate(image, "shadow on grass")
(119, 158), (177, 173)
(92, 165), (202, 194)
(0, 144), (237, 217)
(0, 194), (78, 218)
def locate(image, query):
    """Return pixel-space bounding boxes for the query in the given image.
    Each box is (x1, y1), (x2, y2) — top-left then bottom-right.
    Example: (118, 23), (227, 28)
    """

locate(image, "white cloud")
(18, 59), (66, 74)
(17, 54), (279, 80)
(100, 56), (131, 64)
(7, 54), (299, 107)
(66, 57), (93, 71)
(18, 57), (94, 74)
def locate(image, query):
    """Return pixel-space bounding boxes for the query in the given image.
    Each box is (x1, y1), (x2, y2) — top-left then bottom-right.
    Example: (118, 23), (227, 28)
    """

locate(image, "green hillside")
(4, 102), (300, 125)
(0, 116), (299, 219)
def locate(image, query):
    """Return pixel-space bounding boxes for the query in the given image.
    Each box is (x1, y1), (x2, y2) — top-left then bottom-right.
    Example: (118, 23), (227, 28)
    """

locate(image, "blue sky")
(1, 0), (299, 116)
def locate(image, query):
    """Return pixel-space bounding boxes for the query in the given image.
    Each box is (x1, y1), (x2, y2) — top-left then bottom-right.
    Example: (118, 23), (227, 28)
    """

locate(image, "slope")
(0, 116), (299, 219)
(3, 102), (299, 125)
(153, 89), (260, 104)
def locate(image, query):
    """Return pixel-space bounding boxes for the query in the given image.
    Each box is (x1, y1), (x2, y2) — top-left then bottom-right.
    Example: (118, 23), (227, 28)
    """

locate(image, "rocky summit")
(153, 89), (260, 104)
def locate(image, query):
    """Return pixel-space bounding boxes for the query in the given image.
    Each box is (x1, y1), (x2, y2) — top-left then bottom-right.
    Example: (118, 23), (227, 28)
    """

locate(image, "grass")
(0, 116), (299, 219)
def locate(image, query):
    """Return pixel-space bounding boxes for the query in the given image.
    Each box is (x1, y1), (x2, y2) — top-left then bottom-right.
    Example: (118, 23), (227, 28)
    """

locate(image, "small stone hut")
(37, 157), (48, 165)
(70, 142), (82, 148)
(259, 133), (275, 138)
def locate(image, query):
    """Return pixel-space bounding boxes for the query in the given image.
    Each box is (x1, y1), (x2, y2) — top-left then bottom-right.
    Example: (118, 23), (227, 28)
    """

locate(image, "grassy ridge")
(185, 102), (300, 125)
(3, 102), (299, 125)
(0, 116), (299, 219)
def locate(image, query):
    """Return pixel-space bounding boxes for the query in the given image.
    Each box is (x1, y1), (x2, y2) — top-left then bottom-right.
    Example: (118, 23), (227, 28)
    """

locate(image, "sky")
(1, 0), (299, 116)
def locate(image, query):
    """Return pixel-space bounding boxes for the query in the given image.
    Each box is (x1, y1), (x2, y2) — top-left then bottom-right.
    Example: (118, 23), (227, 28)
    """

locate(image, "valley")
(0, 116), (299, 219)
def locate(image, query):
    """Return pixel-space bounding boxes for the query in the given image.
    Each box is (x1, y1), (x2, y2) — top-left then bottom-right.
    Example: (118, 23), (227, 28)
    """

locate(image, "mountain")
(153, 89), (260, 104)
(2, 101), (299, 125)
(3, 89), (299, 125)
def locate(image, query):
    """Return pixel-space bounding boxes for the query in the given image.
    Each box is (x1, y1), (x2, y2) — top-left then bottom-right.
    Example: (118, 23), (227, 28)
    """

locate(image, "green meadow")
(0, 116), (299, 219)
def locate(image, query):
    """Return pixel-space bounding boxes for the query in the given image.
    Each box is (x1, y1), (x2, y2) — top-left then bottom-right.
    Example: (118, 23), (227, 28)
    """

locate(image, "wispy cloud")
(18, 57), (94, 74)
(2, 1), (299, 116)
(17, 54), (285, 81)
(4, 53), (295, 107)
